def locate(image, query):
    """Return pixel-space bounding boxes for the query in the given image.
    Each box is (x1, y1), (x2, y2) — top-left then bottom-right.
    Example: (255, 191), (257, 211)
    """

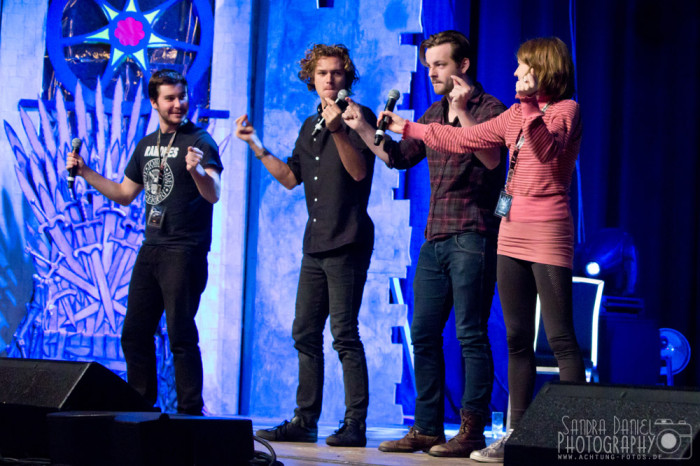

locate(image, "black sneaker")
(255, 417), (318, 442)
(325, 419), (367, 447)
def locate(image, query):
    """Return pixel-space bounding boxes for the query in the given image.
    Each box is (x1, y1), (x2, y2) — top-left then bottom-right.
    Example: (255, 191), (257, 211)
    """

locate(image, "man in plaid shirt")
(342, 30), (506, 457)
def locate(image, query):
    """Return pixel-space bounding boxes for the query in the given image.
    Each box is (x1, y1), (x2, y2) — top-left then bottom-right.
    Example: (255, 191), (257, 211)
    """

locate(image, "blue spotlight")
(574, 229), (638, 296)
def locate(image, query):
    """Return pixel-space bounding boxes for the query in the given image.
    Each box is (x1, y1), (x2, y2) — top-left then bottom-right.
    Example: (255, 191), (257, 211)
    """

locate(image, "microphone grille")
(72, 138), (82, 150)
(388, 89), (400, 100)
(337, 89), (349, 100)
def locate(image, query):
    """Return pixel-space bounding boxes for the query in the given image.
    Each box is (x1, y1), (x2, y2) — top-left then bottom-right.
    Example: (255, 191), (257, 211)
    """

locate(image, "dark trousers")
(411, 233), (497, 435)
(292, 243), (372, 426)
(121, 245), (208, 414)
(496, 255), (585, 429)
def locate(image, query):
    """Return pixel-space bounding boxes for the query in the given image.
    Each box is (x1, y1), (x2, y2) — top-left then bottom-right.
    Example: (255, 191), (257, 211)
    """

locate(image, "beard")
(431, 80), (453, 96)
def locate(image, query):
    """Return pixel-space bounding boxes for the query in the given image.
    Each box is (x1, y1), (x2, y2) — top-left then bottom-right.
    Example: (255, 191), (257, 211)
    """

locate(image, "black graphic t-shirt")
(125, 121), (223, 251)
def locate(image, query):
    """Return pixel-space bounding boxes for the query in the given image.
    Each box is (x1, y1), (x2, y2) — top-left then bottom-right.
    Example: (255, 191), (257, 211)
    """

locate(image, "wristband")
(254, 148), (269, 160)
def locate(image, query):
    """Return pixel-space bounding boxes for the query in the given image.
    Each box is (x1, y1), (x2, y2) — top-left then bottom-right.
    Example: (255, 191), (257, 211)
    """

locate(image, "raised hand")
(185, 146), (203, 172)
(323, 97), (344, 132)
(235, 114), (263, 149)
(516, 68), (538, 98)
(66, 150), (86, 177)
(342, 97), (371, 131)
(449, 74), (476, 111)
(377, 111), (407, 134)
(235, 114), (257, 143)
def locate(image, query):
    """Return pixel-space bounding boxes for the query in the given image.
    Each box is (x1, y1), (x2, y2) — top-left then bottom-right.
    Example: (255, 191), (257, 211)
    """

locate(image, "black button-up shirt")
(383, 84), (507, 240)
(287, 104), (377, 254)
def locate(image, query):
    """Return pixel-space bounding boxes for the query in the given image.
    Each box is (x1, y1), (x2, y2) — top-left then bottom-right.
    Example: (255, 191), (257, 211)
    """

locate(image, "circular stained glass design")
(46, 0), (213, 104)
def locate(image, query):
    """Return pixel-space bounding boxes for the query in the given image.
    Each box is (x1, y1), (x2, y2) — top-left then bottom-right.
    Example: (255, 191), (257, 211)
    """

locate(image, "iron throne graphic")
(3, 80), (227, 412)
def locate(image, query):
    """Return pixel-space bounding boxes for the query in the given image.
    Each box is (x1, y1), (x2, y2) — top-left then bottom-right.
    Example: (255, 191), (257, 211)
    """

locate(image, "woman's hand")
(516, 69), (538, 98)
(377, 111), (407, 134)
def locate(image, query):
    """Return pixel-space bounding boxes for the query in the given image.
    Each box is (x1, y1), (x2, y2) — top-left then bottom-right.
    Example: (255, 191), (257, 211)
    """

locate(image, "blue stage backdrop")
(3, 0), (223, 412)
(240, 0), (417, 426)
(0, 0), (698, 427)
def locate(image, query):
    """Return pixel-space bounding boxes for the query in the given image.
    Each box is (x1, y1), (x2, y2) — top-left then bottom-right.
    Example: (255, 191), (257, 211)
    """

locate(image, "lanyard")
(503, 102), (550, 192)
(156, 129), (178, 168)
(155, 128), (178, 192)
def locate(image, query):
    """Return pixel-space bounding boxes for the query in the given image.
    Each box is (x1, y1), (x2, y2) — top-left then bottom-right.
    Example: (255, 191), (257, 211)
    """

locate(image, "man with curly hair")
(235, 44), (377, 447)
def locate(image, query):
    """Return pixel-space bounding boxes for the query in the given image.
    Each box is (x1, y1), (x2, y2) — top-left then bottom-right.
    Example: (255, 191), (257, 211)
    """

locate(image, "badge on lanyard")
(493, 103), (550, 219)
(494, 133), (524, 218)
(494, 190), (513, 218)
(147, 205), (166, 229)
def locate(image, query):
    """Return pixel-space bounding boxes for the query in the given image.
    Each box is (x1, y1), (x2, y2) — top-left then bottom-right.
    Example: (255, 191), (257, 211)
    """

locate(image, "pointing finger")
(451, 75), (466, 87)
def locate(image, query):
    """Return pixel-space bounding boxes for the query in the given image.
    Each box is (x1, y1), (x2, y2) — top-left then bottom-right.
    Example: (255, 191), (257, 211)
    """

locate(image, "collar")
(536, 95), (553, 110)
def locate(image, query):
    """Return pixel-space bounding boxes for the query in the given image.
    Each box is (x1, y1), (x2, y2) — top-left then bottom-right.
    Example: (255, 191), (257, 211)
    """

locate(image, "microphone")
(67, 138), (82, 190)
(311, 89), (349, 137)
(375, 89), (401, 145)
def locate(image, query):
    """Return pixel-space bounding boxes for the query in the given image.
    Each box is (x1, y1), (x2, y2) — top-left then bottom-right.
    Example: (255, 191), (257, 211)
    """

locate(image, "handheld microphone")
(67, 138), (82, 190)
(312, 89), (349, 137)
(375, 89), (401, 145)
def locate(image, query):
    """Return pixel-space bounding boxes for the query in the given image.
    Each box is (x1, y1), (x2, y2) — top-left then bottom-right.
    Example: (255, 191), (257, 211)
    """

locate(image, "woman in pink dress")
(379, 37), (585, 462)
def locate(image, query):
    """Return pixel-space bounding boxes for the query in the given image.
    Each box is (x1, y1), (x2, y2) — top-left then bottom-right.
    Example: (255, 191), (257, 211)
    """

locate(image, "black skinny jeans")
(291, 243), (372, 426)
(121, 245), (208, 415)
(497, 255), (585, 429)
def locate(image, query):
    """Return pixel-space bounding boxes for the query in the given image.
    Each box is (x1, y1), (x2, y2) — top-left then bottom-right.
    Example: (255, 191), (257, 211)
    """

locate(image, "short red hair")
(517, 37), (576, 100)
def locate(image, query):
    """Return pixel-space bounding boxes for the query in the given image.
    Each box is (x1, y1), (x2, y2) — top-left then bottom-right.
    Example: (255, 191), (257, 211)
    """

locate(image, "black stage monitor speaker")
(0, 357), (153, 460)
(47, 412), (254, 466)
(505, 382), (700, 465)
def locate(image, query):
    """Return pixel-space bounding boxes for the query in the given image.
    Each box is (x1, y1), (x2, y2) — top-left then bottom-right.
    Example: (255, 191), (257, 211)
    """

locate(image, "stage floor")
(252, 419), (499, 465)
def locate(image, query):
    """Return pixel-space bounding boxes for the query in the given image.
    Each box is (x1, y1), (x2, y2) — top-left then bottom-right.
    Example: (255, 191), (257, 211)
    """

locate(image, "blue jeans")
(122, 245), (208, 414)
(292, 243), (372, 426)
(411, 233), (497, 434)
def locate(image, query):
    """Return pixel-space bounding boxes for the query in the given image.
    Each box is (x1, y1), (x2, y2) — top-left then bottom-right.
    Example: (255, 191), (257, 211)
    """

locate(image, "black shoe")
(256, 417), (318, 442)
(326, 419), (367, 447)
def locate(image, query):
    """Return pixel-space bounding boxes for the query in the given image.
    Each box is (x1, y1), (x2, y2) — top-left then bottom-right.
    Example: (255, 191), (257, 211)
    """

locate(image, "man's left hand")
(449, 75), (475, 111)
(186, 146), (204, 172)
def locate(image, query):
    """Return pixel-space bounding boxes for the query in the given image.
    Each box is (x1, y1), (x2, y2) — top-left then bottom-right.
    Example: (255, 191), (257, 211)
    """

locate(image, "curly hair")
(298, 44), (359, 92)
(148, 69), (188, 101)
(517, 37), (576, 101)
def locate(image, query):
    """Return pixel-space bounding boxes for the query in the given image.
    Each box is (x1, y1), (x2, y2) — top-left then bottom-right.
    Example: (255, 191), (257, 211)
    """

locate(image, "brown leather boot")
(378, 426), (446, 453)
(428, 409), (486, 457)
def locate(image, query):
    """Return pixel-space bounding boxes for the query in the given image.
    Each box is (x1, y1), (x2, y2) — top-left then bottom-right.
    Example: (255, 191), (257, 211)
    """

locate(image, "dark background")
(403, 0), (699, 408)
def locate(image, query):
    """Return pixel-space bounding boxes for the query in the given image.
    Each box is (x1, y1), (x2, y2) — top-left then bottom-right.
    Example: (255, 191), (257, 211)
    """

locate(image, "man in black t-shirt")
(235, 44), (375, 447)
(66, 70), (223, 415)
